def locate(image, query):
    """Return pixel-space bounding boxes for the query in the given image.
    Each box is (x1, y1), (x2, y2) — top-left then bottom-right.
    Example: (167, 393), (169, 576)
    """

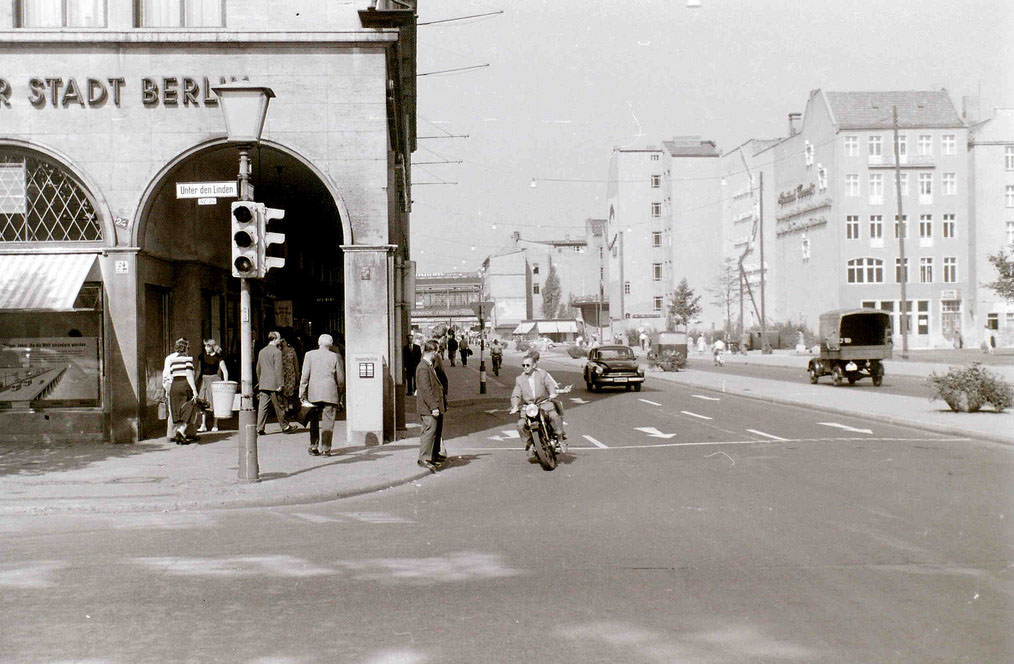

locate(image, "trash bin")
(211, 380), (238, 419)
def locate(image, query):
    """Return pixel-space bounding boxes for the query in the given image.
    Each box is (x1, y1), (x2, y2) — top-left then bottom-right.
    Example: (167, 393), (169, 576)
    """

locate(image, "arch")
(131, 137), (353, 248)
(0, 138), (116, 246)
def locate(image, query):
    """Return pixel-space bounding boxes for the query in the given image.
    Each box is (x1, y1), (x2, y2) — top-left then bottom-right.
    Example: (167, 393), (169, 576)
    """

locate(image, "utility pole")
(892, 105), (909, 359)
(759, 170), (770, 353)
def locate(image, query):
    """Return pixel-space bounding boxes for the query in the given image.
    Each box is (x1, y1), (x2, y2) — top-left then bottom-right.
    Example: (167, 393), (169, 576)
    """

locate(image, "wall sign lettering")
(0, 76), (248, 110)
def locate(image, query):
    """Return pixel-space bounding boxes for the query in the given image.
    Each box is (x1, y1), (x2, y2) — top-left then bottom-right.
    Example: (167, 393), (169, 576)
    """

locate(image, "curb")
(648, 372), (1013, 447)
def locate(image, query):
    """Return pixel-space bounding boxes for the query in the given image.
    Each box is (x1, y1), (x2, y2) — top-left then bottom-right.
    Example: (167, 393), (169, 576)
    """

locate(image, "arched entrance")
(134, 142), (348, 437)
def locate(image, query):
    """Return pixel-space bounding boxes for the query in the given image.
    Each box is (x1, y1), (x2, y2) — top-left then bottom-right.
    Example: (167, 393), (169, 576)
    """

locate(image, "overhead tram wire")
(417, 64), (489, 77)
(417, 10), (504, 26)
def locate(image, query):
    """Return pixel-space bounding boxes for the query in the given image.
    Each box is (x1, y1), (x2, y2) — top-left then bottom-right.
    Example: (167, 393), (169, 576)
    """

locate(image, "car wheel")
(634, 383), (642, 392)
(585, 380), (594, 392)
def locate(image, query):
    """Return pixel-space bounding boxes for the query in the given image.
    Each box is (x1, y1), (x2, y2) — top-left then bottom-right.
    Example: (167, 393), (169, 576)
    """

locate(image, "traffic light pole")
(237, 147), (259, 482)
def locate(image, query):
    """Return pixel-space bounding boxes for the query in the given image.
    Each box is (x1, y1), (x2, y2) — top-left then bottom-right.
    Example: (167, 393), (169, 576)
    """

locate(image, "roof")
(823, 90), (964, 130)
(662, 137), (720, 157)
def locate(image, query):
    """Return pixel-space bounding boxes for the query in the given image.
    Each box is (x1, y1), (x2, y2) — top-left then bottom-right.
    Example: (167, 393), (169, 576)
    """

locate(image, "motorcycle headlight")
(524, 403), (540, 418)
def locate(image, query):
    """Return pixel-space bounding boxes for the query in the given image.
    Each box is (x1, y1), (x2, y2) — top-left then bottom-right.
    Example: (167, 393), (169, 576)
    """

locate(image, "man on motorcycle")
(489, 338), (503, 374)
(509, 351), (566, 456)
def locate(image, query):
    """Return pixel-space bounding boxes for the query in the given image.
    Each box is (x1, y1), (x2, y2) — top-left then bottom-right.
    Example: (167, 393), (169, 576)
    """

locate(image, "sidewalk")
(539, 347), (1014, 446)
(0, 356), (516, 516)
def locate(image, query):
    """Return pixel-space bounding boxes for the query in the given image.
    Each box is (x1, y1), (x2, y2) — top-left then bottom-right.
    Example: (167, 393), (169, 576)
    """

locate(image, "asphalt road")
(3, 369), (1011, 663)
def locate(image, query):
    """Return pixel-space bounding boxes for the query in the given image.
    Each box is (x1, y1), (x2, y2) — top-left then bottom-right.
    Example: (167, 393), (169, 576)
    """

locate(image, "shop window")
(137, 0), (224, 27)
(0, 149), (102, 243)
(15, 0), (106, 27)
(986, 313), (999, 330)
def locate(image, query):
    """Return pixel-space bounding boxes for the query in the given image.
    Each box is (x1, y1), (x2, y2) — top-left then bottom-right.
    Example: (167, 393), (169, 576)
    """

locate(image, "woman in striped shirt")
(162, 337), (199, 444)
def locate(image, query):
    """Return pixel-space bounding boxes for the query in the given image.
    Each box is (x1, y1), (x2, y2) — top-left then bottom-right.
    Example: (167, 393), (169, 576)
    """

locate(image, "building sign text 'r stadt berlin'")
(0, 76), (249, 110)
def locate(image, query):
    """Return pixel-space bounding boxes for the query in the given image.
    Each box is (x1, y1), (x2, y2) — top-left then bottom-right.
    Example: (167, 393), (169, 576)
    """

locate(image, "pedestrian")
(162, 337), (199, 444)
(431, 338), (449, 396)
(299, 333), (345, 456)
(711, 337), (726, 366)
(279, 334), (300, 424)
(415, 339), (447, 473)
(196, 338), (228, 432)
(458, 334), (470, 366)
(404, 333), (421, 395)
(446, 331), (458, 366)
(256, 330), (297, 435)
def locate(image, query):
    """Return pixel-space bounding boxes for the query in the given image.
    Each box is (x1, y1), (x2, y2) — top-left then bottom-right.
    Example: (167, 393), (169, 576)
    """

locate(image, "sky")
(410, 0), (1014, 274)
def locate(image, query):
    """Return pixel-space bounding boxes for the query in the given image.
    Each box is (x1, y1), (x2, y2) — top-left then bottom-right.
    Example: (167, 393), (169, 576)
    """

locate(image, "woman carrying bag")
(196, 338), (228, 432)
(162, 337), (200, 445)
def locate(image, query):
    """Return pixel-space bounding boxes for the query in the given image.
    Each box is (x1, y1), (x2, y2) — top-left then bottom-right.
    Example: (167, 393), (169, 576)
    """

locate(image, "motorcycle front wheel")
(530, 427), (557, 471)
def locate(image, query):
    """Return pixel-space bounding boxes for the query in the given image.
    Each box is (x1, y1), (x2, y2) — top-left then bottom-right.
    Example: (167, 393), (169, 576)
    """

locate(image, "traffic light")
(260, 206), (286, 274)
(231, 201), (260, 278)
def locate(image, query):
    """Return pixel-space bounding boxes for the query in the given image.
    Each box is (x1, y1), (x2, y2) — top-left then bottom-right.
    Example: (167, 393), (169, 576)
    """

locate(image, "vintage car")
(583, 345), (645, 392)
(807, 308), (893, 386)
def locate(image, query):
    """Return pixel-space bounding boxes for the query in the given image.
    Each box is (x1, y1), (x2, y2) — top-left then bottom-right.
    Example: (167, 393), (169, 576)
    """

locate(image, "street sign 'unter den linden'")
(176, 181), (238, 199)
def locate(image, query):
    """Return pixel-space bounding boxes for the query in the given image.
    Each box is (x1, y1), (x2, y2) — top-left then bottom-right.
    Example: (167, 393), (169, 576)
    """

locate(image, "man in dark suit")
(403, 333), (422, 396)
(415, 339), (447, 473)
(256, 330), (295, 435)
(299, 333), (345, 456)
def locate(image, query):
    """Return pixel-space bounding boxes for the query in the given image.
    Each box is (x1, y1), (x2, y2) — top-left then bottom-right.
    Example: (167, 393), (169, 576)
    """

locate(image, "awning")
(535, 320), (579, 334)
(512, 322), (535, 335)
(0, 253), (100, 310)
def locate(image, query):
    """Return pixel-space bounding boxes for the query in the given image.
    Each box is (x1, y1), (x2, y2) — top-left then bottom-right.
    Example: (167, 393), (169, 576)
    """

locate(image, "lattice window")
(0, 150), (101, 242)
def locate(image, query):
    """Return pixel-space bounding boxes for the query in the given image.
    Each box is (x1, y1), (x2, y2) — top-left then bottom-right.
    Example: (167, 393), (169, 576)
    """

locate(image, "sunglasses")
(521, 363), (533, 367)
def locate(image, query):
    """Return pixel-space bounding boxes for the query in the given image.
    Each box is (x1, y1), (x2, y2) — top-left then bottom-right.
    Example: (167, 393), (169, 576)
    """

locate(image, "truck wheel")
(808, 364), (819, 384)
(831, 364), (844, 386)
(847, 374), (857, 385)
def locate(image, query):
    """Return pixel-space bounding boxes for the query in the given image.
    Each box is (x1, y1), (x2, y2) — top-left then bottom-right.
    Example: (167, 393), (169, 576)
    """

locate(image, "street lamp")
(213, 81), (275, 482)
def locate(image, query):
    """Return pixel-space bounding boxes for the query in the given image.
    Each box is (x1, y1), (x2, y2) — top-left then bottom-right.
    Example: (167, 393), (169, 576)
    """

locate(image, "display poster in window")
(0, 337), (100, 408)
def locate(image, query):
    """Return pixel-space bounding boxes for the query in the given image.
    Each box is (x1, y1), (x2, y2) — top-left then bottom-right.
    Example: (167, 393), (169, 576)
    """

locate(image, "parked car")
(583, 345), (645, 392)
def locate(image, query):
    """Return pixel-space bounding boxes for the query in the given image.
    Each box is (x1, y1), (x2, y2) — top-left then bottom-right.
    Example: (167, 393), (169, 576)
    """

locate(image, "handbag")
(157, 396), (168, 420)
(179, 398), (202, 426)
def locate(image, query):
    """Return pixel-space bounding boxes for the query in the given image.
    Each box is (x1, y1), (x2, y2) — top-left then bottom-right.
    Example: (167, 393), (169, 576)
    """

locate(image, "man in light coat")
(256, 330), (295, 435)
(299, 333), (345, 456)
(415, 339), (447, 472)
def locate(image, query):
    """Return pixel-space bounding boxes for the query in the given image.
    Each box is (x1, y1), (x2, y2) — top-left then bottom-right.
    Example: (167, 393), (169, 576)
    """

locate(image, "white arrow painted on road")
(570, 397), (590, 405)
(634, 426), (677, 439)
(488, 435), (505, 441)
(818, 422), (873, 435)
(691, 394), (720, 401)
(638, 398), (662, 406)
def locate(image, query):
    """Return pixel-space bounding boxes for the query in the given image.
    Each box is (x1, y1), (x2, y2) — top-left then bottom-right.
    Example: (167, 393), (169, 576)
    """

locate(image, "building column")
(342, 244), (397, 445)
(102, 249), (140, 443)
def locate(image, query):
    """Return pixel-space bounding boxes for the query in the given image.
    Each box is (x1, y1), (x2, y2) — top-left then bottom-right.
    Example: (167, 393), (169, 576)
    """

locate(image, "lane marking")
(692, 394), (721, 401)
(570, 397), (590, 405)
(638, 398), (662, 406)
(583, 434), (608, 448)
(819, 422), (873, 435)
(634, 426), (677, 439)
(746, 429), (787, 441)
(681, 410), (713, 420)
(455, 436), (971, 452)
(501, 429), (521, 439)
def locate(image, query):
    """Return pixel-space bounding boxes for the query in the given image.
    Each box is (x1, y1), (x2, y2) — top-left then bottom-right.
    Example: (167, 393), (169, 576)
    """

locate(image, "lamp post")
(213, 82), (275, 482)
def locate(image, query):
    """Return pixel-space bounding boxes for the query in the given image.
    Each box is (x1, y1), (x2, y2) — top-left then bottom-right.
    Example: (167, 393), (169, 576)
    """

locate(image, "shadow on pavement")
(0, 440), (165, 478)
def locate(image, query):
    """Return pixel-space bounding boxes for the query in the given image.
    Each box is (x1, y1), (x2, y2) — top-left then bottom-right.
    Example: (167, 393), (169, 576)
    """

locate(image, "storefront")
(0, 3), (417, 443)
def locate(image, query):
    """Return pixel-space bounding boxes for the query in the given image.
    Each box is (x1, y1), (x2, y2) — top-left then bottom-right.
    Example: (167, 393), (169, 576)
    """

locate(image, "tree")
(541, 263), (563, 319)
(707, 257), (739, 339)
(668, 278), (702, 331)
(986, 250), (1014, 301)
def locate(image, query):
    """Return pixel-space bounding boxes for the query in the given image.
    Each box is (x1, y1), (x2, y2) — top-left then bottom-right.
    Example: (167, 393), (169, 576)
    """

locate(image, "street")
(3, 360), (1011, 663)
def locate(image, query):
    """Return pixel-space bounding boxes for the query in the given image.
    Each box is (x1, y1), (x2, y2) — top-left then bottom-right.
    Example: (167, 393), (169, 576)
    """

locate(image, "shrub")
(624, 328), (640, 346)
(565, 344), (586, 359)
(515, 340), (531, 352)
(928, 363), (1014, 413)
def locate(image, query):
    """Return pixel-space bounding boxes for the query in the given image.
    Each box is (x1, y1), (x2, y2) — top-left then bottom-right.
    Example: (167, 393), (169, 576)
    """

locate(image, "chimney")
(788, 112), (802, 136)
(511, 231), (521, 247)
(962, 96), (980, 123)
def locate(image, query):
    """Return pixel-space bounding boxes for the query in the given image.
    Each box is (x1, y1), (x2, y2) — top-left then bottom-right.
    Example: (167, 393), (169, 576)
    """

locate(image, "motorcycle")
(514, 397), (561, 471)
(490, 350), (502, 376)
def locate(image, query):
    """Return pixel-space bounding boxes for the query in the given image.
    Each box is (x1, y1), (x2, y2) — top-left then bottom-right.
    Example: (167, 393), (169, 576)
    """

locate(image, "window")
(987, 313), (999, 330)
(845, 215), (860, 239)
(651, 231), (662, 247)
(532, 283), (540, 295)
(942, 134), (956, 155)
(869, 215), (883, 239)
(919, 214), (932, 239)
(919, 172), (933, 202)
(1006, 145), (1014, 170)
(846, 174), (859, 197)
(920, 257), (933, 283)
(895, 135), (908, 159)
(895, 257), (909, 283)
(650, 153), (660, 161)
(623, 281), (631, 294)
(0, 150), (102, 242)
(1007, 185), (1014, 208)
(943, 257), (957, 283)
(532, 263), (539, 275)
(651, 202), (662, 217)
(868, 173), (883, 203)
(17, 0), (106, 26)
(918, 135), (932, 156)
(868, 135), (882, 158)
(652, 263), (662, 281)
(894, 214), (908, 239)
(942, 172), (956, 195)
(847, 258), (883, 284)
(653, 296), (663, 312)
(139, 0), (225, 27)
(650, 174), (661, 188)
(943, 213), (956, 238)
(844, 136), (858, 156)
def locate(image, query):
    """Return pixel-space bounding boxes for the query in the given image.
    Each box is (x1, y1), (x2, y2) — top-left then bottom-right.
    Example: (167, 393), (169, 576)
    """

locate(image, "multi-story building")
(969, 105), (1014, 348)
(606, 137), (721, 336)
(482, 248), (532, 337)
(0, 1), (417, 442)
(410, 273), (482, 335)
(771, 89), (970, 349)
